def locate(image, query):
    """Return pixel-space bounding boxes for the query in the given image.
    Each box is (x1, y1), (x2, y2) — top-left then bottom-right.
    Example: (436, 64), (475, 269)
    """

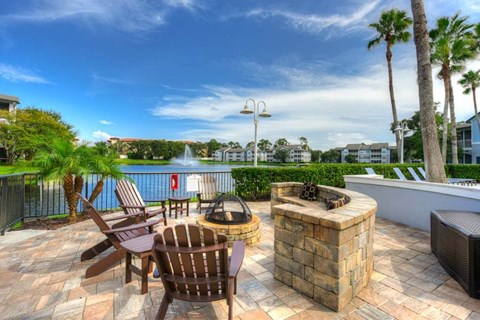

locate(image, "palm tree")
(458, 70), (480, 130)
(31, 139), (92, 220)
(410, 0), (446, 182)
(429, 14), (476, 163)
(368, 9), (412, 158)
(87, 152), (124, 204)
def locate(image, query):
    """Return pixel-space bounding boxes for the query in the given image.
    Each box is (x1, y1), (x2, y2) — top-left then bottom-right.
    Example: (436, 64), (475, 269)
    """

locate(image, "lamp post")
(240, 99), (271, 167)
(394, 122), (409, 164)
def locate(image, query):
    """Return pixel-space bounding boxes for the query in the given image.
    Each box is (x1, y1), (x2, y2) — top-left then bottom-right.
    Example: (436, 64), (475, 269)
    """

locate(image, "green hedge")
(231, 163), (479, 200)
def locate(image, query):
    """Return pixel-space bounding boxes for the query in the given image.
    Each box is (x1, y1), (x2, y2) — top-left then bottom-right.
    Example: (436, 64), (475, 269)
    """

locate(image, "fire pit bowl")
(197, 194), (260, 246)
(205, 194), (252, 225)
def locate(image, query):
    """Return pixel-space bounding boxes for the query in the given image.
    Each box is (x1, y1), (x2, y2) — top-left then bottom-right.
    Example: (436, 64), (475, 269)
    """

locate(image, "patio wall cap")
(272, 183), (377, 230)
(344, 174), (480, 200)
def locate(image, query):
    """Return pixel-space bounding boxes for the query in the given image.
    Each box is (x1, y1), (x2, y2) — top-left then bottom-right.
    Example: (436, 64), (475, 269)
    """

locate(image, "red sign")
(171, 174), (178, 190)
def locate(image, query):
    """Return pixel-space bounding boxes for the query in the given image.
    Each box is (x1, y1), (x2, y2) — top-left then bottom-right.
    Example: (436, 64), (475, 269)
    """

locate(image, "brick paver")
(1, 201), (480, 319)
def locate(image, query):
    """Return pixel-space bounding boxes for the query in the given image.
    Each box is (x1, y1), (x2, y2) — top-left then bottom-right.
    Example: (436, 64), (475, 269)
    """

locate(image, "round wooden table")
(168, 196), (190, 219)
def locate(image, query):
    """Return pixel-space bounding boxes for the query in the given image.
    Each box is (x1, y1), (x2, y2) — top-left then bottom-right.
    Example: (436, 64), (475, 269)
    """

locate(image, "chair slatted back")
(152, 224), (229, 301)
(115, 179), (146, 215)
(407, 167), (423, 182)
(78, 193), (147, 246)
(418, 167), (427, 180)
(393, 167), (407, 181)
(365, 168), (376, 175)
(199, 176), (218, 200)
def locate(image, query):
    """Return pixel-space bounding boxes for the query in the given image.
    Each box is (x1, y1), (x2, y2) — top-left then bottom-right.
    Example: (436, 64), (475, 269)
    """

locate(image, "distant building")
(271, 145), (312, 163)
(456, 114), (480, 163)
(214, 147), (268, 162)
(340, 143), (393, 164)
(0, 94), (20, 162)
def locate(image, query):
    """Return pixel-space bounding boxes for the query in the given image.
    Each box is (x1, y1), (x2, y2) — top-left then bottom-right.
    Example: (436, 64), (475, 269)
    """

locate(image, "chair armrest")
(104, 211), (145, 222)
(144, 199), (167, 205)
(228, 241), (245, 278)
(120, 204), (147, 209)
(104, 219), (161, 234)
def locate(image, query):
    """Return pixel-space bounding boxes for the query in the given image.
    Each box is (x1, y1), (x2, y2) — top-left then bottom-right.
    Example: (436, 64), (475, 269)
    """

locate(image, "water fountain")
(170, 145), (200, 166)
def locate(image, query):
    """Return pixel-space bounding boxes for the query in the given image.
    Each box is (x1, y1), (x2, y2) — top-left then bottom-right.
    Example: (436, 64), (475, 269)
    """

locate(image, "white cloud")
(0, 63), (51, 84)
(99, 120), (113, 125)
(92, 130), (112, 141)
(236, 1), (381, 36)
(2, 0), (202, 32)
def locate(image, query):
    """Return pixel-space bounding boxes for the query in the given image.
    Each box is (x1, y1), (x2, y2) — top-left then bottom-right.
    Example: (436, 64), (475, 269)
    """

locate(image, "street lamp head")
(259, 108), (271, 118)
(240, 105), (254, 114)
(394, 124), (402, 133)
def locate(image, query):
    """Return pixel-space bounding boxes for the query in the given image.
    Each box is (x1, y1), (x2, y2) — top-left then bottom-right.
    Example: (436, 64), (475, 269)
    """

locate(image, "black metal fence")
(23, 171), (235, 218)
(0, 174), (25, 234)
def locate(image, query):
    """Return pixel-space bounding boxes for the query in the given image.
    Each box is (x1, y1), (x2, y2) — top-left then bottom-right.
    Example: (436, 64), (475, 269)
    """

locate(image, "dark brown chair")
(197, 175), (223, 214)
(152, 224), (245, 320)
(114, 179), (167, 227)
(78, 194), (162, 279)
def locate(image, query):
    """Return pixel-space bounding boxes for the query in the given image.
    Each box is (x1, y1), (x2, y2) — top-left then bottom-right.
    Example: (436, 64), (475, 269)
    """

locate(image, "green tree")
(87, 151), (124, 203)
(274, 138), (289, 148)
(206, 139), (222, 156)
(274, 149), (289, 163)
(344, 154), (357, 163)
(320, 149), (340, 163)
(227, 141), (241, 148)
(458, 69), (480, 130)
(246, 141), (255, 148)
(411, 0), (447, 182)
(299, 137), (309, 150)
(30, 139), (91, 220)
(0, 107), (74, 164)
(257, 139), (272, 151)
(430, 13), (476, 163)
(368, 9), (412, 158)
(310, 150), (322, 162)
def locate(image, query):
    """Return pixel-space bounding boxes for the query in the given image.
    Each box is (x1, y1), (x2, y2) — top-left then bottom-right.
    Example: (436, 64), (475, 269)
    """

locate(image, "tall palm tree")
(410, 0), (446, 182)
(429, 14), (476, 164)
(32, 139), (92, 220)
(459, 69), (480, 130)
(368, 9), (412, 158)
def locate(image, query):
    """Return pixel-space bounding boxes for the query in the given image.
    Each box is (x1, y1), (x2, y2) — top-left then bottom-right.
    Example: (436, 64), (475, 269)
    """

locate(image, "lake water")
(120, 164), (246, 173)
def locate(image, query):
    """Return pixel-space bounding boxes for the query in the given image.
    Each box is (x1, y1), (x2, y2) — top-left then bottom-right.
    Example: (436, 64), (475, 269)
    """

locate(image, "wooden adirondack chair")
(152, 224), (245, 320)
(197, 175), (223, 214)
(78, 194), (162, 279)
(114, 179), (167, 227)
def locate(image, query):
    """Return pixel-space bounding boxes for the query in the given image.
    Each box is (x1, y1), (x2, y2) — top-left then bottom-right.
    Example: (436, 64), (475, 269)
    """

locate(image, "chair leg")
(141, 256), (149, 294)
(227, 278), (235, 320)
(85, 249), (125, 278)
(125, 252), (132, 284)
(156, 295), (172, 320)
(81, 239), (112, 261)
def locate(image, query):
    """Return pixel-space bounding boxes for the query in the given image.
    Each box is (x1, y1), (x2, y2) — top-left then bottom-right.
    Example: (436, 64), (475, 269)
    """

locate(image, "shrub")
(231, 163), (477, 200)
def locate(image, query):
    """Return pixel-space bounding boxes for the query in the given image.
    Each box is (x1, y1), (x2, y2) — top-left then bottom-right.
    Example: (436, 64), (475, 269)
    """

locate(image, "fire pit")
(196, 194), (260, 246)
(205, 194), (252, 225)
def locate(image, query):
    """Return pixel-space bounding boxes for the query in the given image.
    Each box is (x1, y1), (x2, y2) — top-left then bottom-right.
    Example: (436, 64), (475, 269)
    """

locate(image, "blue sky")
(1, 0), (479, 150)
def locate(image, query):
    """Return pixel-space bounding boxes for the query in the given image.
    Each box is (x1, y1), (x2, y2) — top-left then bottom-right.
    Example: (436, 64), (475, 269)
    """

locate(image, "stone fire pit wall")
(271, 182), (377, 311)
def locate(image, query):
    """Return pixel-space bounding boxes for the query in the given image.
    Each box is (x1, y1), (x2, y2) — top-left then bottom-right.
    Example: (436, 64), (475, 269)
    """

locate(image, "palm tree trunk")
(448, 76), (458, 164)
(411, 0), (447, 183)
(473, 87), (480, 131)
(441, 74), (449, 163)
(88, 178), (104, 204)
(386, 44), (401, 158)
(63, 174), (77, 221)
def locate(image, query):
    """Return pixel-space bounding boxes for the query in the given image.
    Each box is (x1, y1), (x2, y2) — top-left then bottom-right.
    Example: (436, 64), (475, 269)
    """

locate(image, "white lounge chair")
(407, 167), (424, 182)
(419, 167), (476, 185)
(365, 168), (376, 175)
(418, 167), (427, 180)
(393, 168), (408, 181)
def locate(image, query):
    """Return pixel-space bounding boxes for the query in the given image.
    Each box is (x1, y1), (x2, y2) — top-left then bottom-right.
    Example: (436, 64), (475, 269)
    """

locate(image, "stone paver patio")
(1, 202), (480, 319)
